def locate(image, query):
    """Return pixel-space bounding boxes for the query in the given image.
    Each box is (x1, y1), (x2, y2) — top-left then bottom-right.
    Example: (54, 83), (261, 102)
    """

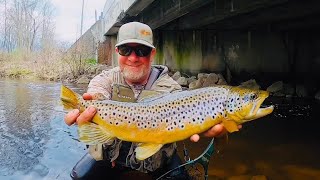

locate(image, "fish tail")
(60, 85), (81, 110)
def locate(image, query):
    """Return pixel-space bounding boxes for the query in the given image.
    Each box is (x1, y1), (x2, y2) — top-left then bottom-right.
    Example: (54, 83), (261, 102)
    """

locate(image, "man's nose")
(128, 51), (139, 62)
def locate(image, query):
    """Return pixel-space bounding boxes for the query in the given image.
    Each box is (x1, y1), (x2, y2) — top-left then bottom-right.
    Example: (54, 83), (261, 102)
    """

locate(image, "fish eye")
(250, 93), (258, 100)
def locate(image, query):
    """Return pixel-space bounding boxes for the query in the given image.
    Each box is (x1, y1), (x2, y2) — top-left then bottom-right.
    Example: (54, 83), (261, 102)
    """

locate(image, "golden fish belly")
(91, 88), (228, 144)
(94, 114), (223, 144)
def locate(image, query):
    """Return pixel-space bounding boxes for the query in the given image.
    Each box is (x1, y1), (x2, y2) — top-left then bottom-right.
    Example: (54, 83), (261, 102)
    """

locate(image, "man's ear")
(150, 48), (156, 61)
(115, 47), (118, 53)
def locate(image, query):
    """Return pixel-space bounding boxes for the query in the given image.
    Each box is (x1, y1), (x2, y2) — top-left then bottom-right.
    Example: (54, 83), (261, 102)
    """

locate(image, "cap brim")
(115, 39), (155, 48)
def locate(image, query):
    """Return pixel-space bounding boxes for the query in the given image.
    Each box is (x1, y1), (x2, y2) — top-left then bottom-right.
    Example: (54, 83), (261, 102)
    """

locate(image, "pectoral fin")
(135, 143), (163, 160)
(78, 122), (115, 145)
(222, 119), (239, 133)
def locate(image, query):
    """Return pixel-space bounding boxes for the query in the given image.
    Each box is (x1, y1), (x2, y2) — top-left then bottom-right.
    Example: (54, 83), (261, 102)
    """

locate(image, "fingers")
(190, 134), (200, 142)
(203, 124), (226, 138)
(64, 109), (80, 126)
(76, 106), (97, 125)
(190, 123), (233, 142)
(83, 93), (93, 100)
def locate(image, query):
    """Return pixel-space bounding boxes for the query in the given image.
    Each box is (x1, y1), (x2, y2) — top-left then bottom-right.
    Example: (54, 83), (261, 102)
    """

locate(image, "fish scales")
(80, 87), (229, 144)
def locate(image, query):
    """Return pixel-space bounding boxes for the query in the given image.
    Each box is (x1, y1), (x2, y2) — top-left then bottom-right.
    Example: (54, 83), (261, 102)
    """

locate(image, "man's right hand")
(64, 93), (97, 126)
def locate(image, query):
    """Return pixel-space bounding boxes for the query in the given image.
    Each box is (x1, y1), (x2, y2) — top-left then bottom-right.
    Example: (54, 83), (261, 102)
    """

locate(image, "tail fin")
(60, 85), (81, 110)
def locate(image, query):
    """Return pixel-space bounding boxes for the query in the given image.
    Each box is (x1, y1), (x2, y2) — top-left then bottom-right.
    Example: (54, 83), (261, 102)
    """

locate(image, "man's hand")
(190, 124), (242, 142)
(64, 93), (97, 126)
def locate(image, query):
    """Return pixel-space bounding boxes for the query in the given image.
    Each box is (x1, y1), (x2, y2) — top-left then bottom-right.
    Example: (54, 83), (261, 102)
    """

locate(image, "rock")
(189, 77), (205, 89)
(238, 79), (260, 90)
(296, 84), (308, 97)
(188, 81), (198, 89)
(187, 76), (197, 84)
(198, 73), (209, 79)
(283, 83), (295, 96)
(176, 77), (188, 86)
(217, 74), (228, 85)
(266, 81), (283, 93)
(171, 71), (181, 81)
(203, 73), (219, 87)
(315, 90), (320, 101)
(77, 76), (90, 84)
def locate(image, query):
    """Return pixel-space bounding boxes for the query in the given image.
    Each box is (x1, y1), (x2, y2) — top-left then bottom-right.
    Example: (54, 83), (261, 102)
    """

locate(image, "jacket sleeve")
(87, 70), (113, 100)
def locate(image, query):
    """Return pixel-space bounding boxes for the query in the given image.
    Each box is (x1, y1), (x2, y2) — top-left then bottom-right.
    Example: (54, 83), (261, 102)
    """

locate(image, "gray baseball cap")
(115, 22), (155, 48)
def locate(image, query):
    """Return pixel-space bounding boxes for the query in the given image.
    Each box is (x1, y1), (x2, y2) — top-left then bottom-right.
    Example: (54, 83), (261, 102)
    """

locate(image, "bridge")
(72, 0), (320, 82)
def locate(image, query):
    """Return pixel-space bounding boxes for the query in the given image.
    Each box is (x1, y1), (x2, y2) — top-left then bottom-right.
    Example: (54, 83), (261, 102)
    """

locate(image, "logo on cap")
(140, 29), (151, 36)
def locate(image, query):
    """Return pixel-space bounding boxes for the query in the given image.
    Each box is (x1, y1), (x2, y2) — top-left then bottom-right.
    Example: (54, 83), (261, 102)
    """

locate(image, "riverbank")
(1, 57), (319, 101)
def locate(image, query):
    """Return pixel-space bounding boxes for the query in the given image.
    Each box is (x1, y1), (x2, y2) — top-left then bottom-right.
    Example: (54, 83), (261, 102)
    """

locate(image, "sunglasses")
(117, 45), (152, 57)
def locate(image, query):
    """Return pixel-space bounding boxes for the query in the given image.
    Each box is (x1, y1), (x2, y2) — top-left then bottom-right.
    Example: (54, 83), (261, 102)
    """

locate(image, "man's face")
(116, 43), (156, 84)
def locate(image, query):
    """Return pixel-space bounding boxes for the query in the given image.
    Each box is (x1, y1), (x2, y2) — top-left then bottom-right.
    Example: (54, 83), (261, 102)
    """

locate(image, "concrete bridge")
(74, 0), (320, 85)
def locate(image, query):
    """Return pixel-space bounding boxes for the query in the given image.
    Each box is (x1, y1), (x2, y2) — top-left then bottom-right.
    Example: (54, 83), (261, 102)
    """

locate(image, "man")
(65, 22), (226, 179)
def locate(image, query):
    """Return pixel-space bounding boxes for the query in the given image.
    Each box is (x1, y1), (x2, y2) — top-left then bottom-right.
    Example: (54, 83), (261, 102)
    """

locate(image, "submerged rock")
(266, 81), (283, 93)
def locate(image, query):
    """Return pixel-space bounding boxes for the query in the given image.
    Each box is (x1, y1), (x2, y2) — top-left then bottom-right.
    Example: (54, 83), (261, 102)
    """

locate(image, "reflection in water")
(0, 79), (319, 179)
(0, 79), (86, 179)
(179, 97), (320, 179)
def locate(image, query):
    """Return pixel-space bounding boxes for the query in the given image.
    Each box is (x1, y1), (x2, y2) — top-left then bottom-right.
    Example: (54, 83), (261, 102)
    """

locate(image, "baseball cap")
(115, 22), (155, 48)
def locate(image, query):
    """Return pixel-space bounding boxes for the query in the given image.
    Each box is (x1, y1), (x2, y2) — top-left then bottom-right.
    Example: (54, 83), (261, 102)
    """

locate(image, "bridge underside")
(102, 0), (320, 87)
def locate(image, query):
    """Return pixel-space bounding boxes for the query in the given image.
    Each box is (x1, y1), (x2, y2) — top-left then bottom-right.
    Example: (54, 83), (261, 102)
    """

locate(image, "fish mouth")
(245, 91), (274, 120)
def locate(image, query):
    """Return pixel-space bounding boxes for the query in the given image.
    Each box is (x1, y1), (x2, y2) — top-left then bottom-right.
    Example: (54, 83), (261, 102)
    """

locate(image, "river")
(0, 79), (319, 180)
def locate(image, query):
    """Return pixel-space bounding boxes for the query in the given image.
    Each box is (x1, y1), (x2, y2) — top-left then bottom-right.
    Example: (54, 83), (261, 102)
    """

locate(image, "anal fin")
(135, 143), (163, 160)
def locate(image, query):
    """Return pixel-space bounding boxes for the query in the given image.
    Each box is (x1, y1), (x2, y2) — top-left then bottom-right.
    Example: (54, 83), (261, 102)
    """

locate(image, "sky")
(52, 0), (105, 43)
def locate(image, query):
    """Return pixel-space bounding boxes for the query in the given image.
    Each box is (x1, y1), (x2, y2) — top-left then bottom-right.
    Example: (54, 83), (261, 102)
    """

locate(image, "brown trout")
(61, 85), (274, 160)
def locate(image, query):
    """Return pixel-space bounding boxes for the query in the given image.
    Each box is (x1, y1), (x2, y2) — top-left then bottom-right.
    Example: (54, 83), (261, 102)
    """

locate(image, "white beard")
(122, 67), (148, 82)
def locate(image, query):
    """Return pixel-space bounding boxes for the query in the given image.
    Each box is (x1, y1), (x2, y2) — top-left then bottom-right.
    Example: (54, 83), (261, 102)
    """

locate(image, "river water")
(0, 79), (319, 180)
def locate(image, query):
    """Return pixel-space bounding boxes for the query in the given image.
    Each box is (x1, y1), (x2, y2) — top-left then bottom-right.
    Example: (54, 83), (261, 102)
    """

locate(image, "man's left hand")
(190, 124), (242, 142)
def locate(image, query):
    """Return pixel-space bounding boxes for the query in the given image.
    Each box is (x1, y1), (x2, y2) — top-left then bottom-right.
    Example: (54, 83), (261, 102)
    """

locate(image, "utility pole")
(80, 0), (84, 36)
(79, 0), (85, 75)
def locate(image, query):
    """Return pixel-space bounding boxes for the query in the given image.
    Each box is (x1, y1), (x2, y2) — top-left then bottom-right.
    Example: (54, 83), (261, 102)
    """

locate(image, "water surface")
(0, 79), (87, 180)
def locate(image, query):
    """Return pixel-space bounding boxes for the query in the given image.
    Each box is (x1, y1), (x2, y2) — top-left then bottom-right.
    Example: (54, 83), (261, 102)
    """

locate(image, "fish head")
(226, 87), (274, 124)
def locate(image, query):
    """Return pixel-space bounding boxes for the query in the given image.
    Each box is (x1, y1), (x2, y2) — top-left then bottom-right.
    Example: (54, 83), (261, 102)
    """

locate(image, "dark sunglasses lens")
(118, 46), (131, 56)
(135, 46), (152, 57)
